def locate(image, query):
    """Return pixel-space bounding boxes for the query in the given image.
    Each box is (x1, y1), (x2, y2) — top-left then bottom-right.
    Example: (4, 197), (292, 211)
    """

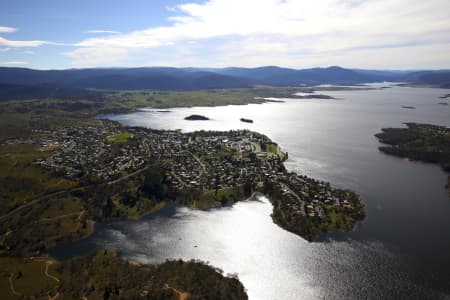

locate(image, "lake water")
(50, 85), (450, 299)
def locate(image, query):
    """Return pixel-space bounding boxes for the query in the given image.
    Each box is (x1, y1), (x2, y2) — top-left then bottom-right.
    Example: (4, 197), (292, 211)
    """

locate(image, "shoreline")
(375, 123), (450, 197)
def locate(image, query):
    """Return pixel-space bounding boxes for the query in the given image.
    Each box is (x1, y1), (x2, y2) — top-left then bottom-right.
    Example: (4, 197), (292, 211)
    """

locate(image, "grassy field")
(98, 85), (346, 111)
(0, 86), (344, 121)
(0, 257), (60, 299)
(106, 131), (134, 143)
(264, 142), (279, 154)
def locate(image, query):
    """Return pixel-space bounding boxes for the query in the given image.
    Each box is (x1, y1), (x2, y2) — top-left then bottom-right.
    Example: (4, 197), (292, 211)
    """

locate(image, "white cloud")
(0, 26), (17, 33)
(0, 26), (54, 50)
(64, 47), (132, 67)
(0, 60), (28, 66)
(85, 30), (121, 34)
(66, 0), (450, 68)
(0, 37), (49, 47)
(23, 50), (34, 54)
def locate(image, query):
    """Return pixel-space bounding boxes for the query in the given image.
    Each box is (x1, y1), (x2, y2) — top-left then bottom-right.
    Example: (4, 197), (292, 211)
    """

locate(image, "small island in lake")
(240, 118), (254, 123)
(375, 123), (450, 196)
(401, 106), (416, 109)
(185, 114), (210, 120)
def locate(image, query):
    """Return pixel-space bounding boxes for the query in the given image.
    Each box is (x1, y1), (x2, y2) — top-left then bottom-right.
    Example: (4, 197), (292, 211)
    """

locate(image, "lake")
(50, 84), (450, 299)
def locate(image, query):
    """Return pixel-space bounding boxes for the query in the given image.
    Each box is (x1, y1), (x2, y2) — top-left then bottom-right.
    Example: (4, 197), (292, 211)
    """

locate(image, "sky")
(0, 0), (449, 70)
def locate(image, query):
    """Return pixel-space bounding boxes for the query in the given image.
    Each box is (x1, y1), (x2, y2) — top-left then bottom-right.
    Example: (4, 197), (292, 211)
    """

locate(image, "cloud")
(0, 26), (17, 33)
(0, 36), (49, 47)
(0, 60), (28, 66)
(66, 0), (450, 68)
(23, 50), (34, 54)
(85, 30), (121, 34)
(0, 26), (54, 50)
(64, 47), (132, 67)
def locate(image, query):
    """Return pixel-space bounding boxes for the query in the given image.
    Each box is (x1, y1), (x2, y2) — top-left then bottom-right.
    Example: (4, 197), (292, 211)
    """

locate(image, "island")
(375, 123), (450, 195)
(295, 94), (337, 99)
(401, 106), (416, 109)
(185, 114), (210, 120)
(240, 118), (254, 123)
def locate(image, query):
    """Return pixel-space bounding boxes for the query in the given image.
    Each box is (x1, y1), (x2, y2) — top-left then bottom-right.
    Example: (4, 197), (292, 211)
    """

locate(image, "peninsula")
(375, 123), (450, 195)
(1, 120), (365, 248)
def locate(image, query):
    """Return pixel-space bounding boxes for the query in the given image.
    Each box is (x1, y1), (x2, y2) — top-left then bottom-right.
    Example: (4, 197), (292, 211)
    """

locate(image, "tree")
(142, 167), (165, 199)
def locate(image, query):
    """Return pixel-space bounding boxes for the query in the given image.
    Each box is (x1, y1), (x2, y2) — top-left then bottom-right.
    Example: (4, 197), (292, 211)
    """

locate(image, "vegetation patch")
(0, 197), (92, 255)
(0, 143), (75, 214)
(0, 251), (248, 299)
(106, 132), (134, 143)
(375, 123), (450, 195)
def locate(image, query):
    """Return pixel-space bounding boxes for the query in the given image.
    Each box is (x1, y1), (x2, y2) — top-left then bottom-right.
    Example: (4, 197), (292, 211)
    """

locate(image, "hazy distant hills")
(0, 67), (252, 91)
(0, 66), (449, 99)
(0, 83), (103, 101)
(401, 71), (450, 88)
(216, 66), (386, 85)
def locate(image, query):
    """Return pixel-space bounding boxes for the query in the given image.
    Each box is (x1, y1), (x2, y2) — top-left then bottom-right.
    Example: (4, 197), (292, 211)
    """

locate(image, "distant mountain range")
(0, 66), (449, 100)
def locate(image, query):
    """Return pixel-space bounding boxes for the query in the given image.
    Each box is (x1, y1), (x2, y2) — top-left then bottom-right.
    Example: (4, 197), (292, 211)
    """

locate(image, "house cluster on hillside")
(130, 128), (285, 192)
(33, 124), (147, 181)
(24, 122), (360, 221)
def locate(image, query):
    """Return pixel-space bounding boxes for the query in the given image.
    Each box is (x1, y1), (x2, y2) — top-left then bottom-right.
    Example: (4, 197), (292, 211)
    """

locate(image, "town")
(16, 120), (365, 240)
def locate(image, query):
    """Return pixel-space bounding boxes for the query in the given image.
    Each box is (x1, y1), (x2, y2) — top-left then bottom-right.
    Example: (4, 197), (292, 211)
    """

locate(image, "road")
(107, 165), (150, 185)
(279, 182), (306, 215)
(45, 261), (60, 283)
(0, 190), (72, 222)
(9, 273), (21, 296)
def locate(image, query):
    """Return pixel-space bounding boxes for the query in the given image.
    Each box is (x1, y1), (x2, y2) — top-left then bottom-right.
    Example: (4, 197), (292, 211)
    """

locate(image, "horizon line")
(0, 65), (449, 72)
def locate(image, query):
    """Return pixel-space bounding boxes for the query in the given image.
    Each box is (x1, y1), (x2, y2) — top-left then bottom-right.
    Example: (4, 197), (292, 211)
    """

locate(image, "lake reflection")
(52, 85), (450, 299)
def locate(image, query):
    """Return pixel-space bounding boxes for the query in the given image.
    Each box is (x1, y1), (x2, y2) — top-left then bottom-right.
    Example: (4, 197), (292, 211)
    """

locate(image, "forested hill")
(0, 67), (253, 91)
(0, 66), (449, 91)
(0, 83), (103, 101)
